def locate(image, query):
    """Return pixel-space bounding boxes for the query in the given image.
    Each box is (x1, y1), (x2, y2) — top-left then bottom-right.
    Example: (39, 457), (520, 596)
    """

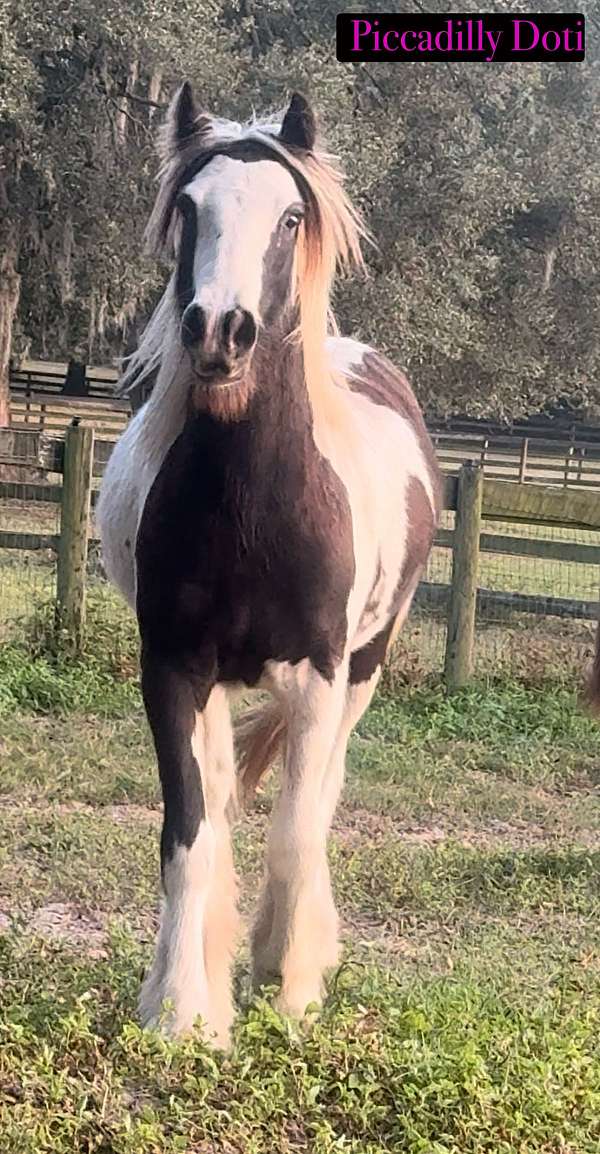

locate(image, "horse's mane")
(118, 96), (368, 414)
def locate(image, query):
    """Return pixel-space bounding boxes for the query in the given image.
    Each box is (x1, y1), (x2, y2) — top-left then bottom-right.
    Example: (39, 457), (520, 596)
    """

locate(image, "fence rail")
(1, 425), (599, 685)
(434, 433), (600, 489)
(416, 583), (599, 624)
(10, 392), (129, 441)
(10, 359), (118, 398)
(10, 361), (600, 488)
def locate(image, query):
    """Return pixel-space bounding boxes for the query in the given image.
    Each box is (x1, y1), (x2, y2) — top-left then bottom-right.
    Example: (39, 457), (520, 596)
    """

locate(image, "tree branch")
(120, 91), (166, 110)
(106, 96), (149, 135)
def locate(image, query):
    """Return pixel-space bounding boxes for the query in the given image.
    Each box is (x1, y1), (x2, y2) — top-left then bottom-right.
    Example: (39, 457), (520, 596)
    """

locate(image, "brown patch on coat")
(391, 477), (435, 616)
(136, 335), (355, 689)
(136, 337), (356, 861)
(349, 478), (437, 685)
(349, 350), (443, 520)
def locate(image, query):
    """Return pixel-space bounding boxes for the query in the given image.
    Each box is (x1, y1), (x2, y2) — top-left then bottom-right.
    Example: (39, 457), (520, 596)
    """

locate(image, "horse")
(97, 83), (442, 1049)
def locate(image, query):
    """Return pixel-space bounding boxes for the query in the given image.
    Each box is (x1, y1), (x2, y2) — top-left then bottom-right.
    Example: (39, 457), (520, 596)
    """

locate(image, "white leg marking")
(140, 688), (238, 1048)
(252, 660), (349, 1017)
(139, 826), (216, 1039)
(316, 670), (381, 969)
(201, 686), (239, 1043)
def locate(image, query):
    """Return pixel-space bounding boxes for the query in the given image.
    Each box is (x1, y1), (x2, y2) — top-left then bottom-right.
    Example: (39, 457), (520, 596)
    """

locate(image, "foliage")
(0, 641), (139, 714)
(1, 1), (599, 415)
(0, 1), (239, 366)
(2, 668), (600, 1152)
(1, 933), (600, 1153)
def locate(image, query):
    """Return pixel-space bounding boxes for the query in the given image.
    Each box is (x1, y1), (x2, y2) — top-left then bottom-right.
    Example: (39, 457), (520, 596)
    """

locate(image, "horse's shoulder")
(326, 336), (420, 419)
(326, 335), (373, 383)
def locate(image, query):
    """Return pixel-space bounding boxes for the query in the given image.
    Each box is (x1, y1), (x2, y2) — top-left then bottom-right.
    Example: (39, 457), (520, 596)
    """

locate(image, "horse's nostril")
(223, 308), (257, 356)
(181, 304), (206, 348)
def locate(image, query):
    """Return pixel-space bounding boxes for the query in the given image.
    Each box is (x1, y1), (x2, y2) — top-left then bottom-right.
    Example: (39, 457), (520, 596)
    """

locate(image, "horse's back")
(328, 336), (439, 488)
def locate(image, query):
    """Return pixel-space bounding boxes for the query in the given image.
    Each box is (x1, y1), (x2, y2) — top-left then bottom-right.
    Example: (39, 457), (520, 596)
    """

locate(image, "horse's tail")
(586, 619), (600, 712)
(234, 701), (287, 808)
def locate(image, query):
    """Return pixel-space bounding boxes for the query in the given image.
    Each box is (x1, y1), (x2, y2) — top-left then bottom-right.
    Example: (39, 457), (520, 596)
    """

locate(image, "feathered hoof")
(138, 983), (232, 1051)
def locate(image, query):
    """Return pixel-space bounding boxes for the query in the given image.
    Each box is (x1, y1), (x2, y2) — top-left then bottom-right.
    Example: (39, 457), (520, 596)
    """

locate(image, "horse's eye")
(283, 212), (302, 231)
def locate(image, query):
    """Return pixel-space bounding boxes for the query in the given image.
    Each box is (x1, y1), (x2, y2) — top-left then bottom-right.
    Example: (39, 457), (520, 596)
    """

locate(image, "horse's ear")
(279, 93), (317, 152)
(163, 81), (211, 156)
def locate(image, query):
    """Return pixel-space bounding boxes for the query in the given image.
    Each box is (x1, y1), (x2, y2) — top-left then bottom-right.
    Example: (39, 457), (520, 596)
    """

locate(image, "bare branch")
(120, 91), (166, 111)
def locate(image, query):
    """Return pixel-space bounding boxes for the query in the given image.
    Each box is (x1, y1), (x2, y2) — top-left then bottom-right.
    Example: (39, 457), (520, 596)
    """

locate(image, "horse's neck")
(244, 338), (313, 458)
(137, 330), (318, 491)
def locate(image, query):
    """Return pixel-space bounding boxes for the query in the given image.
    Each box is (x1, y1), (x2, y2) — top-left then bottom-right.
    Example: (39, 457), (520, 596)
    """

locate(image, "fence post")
(518, 437), (529, 483)
(56, 419), (94, 652)
(563, 445), (574, 488)
(444, 461), (484, 691)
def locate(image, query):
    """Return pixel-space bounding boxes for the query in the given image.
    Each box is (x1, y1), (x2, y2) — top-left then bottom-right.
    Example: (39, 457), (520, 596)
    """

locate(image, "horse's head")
(157, 86), (317, 378)
(142, 83), (365, 417)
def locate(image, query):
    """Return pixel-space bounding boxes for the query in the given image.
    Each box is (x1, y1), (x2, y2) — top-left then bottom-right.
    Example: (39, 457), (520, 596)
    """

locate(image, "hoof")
(138, 986), (232, 1050)
(276, 979), (323, 1021)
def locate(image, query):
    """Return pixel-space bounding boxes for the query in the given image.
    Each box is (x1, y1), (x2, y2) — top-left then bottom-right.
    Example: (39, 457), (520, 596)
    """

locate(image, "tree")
(233, 0), (600, 418)
(0, 0), (239, 424)
(1, 0), (599, 422)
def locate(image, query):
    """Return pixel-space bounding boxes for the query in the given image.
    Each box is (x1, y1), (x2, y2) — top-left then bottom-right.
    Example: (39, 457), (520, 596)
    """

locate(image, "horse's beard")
(189, 371), (256, 422)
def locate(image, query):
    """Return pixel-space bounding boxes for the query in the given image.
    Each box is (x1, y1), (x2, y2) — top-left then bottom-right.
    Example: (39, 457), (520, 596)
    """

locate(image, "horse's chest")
(135, 424), (355, 684)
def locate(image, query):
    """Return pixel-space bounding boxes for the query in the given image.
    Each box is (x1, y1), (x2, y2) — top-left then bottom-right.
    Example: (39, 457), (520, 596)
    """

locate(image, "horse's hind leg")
(139, 653), (237, 1048)
(252, 612), (404, 1012)
(314, 667), (383, 969)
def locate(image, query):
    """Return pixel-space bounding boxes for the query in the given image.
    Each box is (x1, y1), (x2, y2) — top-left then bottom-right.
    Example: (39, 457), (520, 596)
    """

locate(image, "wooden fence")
(432, 430), (600, 489)
(10, 392), (129, 441)
(1, 425), (600, 683)
(10, 359), (600, 488)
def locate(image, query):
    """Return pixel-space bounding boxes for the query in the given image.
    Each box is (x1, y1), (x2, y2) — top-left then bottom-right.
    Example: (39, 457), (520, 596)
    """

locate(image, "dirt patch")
(105, 803), (159, 825)
(0, 901), (108, 956)
(54, 801), (160, 824)
(332, 806), (595, 850)
(0, 798), (160, 823)
(31, 903), (108, 955)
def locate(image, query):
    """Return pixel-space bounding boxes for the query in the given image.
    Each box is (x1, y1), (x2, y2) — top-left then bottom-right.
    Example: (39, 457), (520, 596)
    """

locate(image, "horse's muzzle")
(181, 304), (257, 376)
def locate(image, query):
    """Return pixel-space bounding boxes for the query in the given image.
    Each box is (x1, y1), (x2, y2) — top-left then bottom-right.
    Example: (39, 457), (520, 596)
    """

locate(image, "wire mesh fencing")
(0, 453), (61, 649)
(469, 517), (598, 684)
(0, 463), (599, 692)
(0, 459), (137, 675)
(0, 500), (59, 636)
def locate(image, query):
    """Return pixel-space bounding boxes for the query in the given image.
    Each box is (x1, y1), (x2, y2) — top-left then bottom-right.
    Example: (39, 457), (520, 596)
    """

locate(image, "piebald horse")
(97, 83), (442, 1048)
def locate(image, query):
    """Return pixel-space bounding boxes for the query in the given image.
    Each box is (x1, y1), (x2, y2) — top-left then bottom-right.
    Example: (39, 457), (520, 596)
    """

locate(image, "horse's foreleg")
(201, 684), (239, 1040)
(315, 668), (383, 968)
(139, 652), (237, 1048)
(252, 660), (348, 1017)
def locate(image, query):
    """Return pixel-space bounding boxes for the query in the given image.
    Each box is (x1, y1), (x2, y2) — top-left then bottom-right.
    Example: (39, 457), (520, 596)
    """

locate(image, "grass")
(2, 935), (599, 1153)
(1, 640), (600, 1150)
(427, 512), (600, 604)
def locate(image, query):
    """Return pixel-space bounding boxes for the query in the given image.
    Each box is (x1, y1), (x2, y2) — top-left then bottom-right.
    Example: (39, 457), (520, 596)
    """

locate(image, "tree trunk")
(116, 58), (140, 146)
(148, 69), (163, 124)
(543, 247), (557, 292)
(0, 231), (20, 428)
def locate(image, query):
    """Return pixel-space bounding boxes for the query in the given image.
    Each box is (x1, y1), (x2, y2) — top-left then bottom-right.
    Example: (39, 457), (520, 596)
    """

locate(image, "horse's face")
(175, 154), (303, 384)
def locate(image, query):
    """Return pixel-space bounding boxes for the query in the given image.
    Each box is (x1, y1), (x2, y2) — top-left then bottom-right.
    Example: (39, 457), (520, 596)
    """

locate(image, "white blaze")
(181, 156), (300, 332)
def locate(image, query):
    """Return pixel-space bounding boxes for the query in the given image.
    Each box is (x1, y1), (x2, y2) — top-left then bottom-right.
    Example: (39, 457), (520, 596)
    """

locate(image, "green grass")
(1, 643), (600, 1150)
(427, 513), (600, 603)
(2, 932), (599, 1153)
